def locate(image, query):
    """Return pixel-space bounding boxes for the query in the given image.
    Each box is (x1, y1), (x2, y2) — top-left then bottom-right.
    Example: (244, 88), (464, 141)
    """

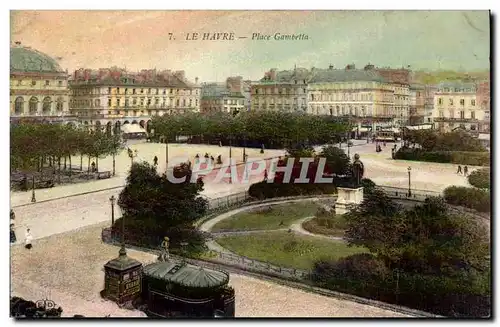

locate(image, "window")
(132, 89), (136, 94)
(148, 88), (151, 94)
(155, 98), (160, 105)
(471, 111), (475, 119)
(176, 99), (180, 107)
(471, 99), (476, 106)
(95, 99), (100, 107)
(460, 111), (465, 119)
(156, 88), (159, 94)
(183, 99), (186, 107)
(42, 97), (52, 112)
(438, 98), (443, 105)
(45, 80), (50, 86)
(108, 99), (112, 107)
(29, 97), (38, 113)
(31, 80), (36, 86)
(460, 99), (465, 106)
(163, 89), (166, 95)
(141, 89), (144, 94)
(108, 87), (112, 94)
(147, 98), (151, 106)
(133, 98), (137, 105)
(56, 97), (64, 111)
(117, 99), (121, 107)
(439, 111), (444, 117)
(17, 80), (22, 86)
(449, 99), (453, 106)
(189, 99), (192, 107)
(14, 97), (24, 113)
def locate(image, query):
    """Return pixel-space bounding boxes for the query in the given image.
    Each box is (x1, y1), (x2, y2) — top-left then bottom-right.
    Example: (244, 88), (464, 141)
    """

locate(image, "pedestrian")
(464, 165), (468, 176)
(210, 156), (214, 164)
(457, 165), (462, 175)
(24, 228), (33, 250)
(91, 161), (96, 173)
(153, 156), (158, 166)
(10, 223), (16, 243)
(264, 169), (268, 181)
(219, 141), (222, 147)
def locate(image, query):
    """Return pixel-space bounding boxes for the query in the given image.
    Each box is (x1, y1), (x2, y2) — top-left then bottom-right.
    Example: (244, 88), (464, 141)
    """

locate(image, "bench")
(97, 171), (111, 179)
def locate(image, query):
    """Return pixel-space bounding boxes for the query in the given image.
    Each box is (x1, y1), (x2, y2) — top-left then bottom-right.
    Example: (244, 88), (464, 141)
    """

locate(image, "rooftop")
(143, 260), (229, 289)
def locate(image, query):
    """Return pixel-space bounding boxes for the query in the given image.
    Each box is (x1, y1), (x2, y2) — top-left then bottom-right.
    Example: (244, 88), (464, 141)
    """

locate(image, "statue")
(158, 236), (170, 262)
(351, 153), (364, 187)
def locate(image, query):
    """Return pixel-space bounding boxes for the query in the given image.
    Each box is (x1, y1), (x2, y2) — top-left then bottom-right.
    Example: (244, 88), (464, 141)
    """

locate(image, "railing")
(433, 117), (480, 123)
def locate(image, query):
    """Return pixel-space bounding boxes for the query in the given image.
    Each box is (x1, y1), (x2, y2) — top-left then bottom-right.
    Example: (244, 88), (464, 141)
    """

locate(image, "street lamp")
(407, 166), (412, 197)
(164, 135), (169, 172)
(128, 149), (138, 166)
(31, 175), (36, 203)
(109, 195), (116, 227)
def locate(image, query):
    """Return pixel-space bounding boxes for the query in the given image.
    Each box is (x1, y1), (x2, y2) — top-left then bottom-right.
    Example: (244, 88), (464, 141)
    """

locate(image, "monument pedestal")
(335, 187), (364, 215)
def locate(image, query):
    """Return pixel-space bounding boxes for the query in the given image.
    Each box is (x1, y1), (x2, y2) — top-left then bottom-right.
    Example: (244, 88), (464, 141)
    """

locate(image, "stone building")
(476, 80), (490, 133)
(432, 82), (483, 133)
(200, 77), (247, 114)
(10, 42), (74, 124)
(250, 67), (310, 112)
(69, 68), (200, 133)
(409, 84), (426, 125)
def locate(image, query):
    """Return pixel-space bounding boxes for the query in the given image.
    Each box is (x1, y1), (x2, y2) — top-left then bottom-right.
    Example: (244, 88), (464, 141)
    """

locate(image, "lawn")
(216, 231), (367, 270)
(302, 215), (347, 237)
(211, 201), (320, 232)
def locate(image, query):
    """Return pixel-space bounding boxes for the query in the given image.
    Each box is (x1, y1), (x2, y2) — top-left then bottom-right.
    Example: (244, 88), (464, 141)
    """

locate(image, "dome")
(10, 45), (64, 74)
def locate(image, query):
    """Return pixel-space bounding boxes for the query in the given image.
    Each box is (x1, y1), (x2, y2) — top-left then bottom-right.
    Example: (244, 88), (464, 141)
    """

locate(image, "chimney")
(269, 68), (277, 80)
(195, 77), (199, 84)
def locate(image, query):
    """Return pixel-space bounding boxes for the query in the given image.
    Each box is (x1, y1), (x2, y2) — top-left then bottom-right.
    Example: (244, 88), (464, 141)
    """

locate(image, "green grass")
(216, 231), (367, 270)
(302, 216), (347, 237)
(211, 201), (319, 232)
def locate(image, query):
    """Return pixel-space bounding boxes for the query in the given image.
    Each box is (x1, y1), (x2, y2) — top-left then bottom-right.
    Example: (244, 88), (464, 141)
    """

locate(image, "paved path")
(290, 216), (344, 241)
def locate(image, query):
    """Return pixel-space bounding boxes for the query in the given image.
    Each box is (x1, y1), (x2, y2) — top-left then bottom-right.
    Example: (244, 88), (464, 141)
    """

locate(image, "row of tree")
(150, 111), (351, 149)
(402, 129), (487, 152)
(11, 123), (124, 179)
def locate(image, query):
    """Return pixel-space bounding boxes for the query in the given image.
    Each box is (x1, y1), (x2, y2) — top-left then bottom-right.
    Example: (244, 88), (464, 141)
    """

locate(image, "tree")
(319, 145), (350, 176)
(117, 162), (209, 244)
(344, 190), (489, 275)
(468, 168), (490, 190)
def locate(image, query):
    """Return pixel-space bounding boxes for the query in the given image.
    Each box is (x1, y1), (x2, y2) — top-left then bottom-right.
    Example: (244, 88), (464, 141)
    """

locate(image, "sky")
(10, 10), (490, 83)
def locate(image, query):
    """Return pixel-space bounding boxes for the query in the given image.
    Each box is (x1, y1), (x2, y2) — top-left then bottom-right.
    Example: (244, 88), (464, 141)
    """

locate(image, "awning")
(352, 127), (371, 132)
(405, 124), (433, 130)
(122, 124), (147, 134)
(478, 133), (490, 141)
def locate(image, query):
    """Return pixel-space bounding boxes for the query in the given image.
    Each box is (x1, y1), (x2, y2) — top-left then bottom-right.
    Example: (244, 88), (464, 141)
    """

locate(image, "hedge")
(443, 186), (490, 213)
(395, 148), (490, 166)
(468, 168), (491, 190)
(248, 182), (336, 200)
(311, 255), (491, 317)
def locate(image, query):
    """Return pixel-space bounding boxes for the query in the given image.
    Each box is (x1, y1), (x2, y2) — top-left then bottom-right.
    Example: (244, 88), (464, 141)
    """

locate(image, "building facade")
(200, 78), (246, 114)
(10, 42), (74, 124)
(69, 68), (201, 133)
(250, 67), (310, 112)
(409, 84), (426, 125)
(476, 80), (490, 133)
(432, 82), (482, 133)
(423, 85), (437, 124)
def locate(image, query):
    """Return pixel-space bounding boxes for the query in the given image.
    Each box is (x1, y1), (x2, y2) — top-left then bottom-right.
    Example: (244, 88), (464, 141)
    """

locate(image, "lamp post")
(164, 135), (169, 172)
(31, 175), (36, 203)
(128, 149), (138, 166)
(109, 195), (116, 227)
(407, 166), (412, 197)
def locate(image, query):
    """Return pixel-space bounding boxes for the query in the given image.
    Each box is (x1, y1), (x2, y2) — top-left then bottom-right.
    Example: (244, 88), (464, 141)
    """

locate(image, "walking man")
(264, 169), (268, 181)
(24, 228), (33, 250)
(457, 165), (462, 175)
(153, 156), (158, 166)
(464, 165), (469, 176)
